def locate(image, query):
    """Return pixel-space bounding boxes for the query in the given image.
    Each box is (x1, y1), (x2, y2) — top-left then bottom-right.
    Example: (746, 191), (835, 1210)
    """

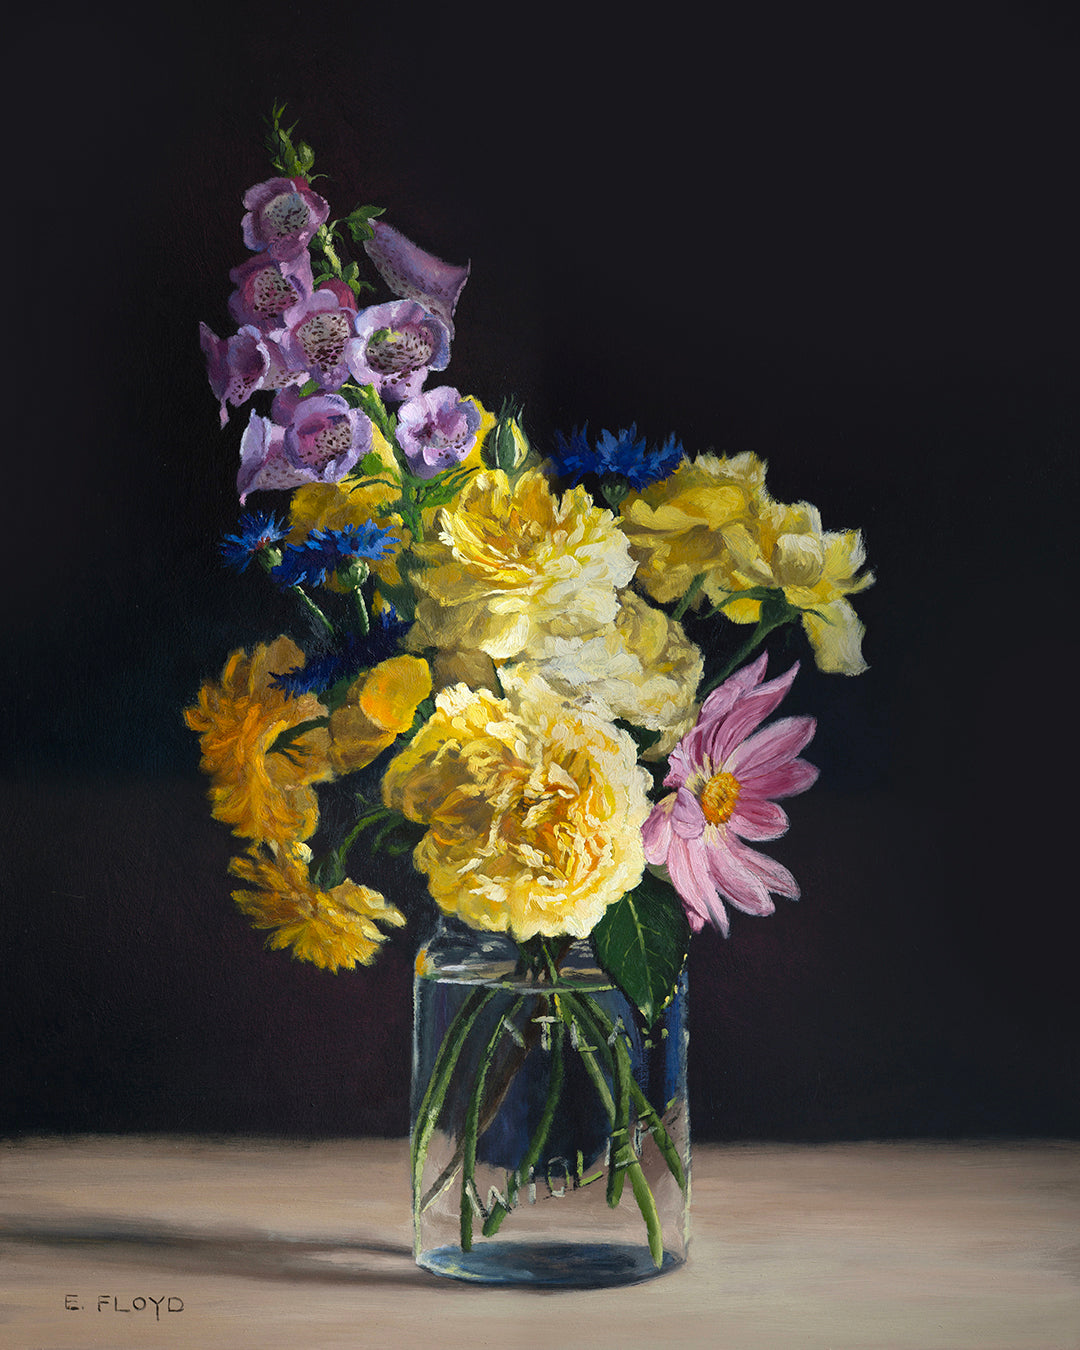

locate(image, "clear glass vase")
(411, 918), (690, 1286)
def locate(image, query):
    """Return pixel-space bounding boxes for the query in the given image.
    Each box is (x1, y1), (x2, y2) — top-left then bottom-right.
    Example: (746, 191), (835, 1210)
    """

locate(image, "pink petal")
(662, 740), (694, 789)
(697, 652), (769, 724)
(728, 714), (816, 778)
(671, 786), (705, 839)
(729, 797), (789, 841)
(642, 798), (675, 863)
(668, 836), (729, 936)
(706, 835), (776, 915)
(706, 663), (801, 765)
(728, 836), (801, 899)
(738, 757), (819, 800)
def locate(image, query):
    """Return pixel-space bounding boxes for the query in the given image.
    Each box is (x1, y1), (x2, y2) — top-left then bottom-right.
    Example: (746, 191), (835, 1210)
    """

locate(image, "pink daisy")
(642, 654), (818, 935)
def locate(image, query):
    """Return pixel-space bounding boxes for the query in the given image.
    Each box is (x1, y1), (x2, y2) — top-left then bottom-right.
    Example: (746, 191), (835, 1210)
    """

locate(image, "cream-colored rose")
(515, 590), (703, 758)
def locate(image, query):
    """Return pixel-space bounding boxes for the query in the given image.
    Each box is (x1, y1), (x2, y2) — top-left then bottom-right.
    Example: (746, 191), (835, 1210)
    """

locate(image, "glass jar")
(411, 918), (690, 1286)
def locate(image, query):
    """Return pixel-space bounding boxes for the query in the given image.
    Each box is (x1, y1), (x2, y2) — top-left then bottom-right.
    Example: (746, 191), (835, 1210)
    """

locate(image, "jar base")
(417, 1240), (685, 1287)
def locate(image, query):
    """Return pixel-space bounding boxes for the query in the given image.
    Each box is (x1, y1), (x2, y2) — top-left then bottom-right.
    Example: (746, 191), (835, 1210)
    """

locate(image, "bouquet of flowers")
(187, 109), (872, 1281)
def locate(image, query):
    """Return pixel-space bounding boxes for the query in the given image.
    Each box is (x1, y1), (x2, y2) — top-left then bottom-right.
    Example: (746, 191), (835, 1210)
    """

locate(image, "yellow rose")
(183, 637), (333, 846)
(381, 670), (651, 940)
(407, 468), (636, 660)
(704, 499), (874, 674)
(618, 452), (767, 605)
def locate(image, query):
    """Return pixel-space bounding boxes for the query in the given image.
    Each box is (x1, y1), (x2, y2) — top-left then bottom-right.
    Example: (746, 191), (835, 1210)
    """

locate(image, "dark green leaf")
(591, 873), (690, 1027)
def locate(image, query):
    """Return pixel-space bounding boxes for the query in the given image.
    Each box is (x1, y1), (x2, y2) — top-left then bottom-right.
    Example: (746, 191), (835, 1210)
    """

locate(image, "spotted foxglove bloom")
(200, 323), (302, 426)
(237, 392), (373, 503)
(363, 220), (469, 335)
(348, 299), (451, 403)
(643, 654), (818, 935)
(281, 288), (363, 391)
(241, 176), (329, 261)
(396, 386), (482, 479)
(228, 252), (313, 330)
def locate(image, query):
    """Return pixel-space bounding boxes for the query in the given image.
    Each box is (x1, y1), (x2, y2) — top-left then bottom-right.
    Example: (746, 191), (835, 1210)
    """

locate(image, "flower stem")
(460, 996), (524, 1251)
(481, 1009), (565, 1238)
(411, 986), (496, 1252)
(562, 992), (665, 1269)
(699, 608), (794, 696)
(672, 573), (705, 622)
(573, 993), (687, 1193)
(289, 585), (335, 638)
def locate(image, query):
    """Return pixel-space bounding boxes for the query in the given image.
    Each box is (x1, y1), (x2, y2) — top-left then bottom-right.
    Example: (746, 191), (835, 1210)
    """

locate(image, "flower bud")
(482, 410), (530, 473)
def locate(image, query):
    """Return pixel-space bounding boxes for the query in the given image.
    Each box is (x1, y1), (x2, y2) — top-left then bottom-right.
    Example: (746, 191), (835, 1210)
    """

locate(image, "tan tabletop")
(1, 1136), (1077, 1349)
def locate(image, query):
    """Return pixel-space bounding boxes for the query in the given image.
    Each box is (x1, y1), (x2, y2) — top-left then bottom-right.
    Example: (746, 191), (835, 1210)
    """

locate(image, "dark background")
(4, 1), (1077, 1140)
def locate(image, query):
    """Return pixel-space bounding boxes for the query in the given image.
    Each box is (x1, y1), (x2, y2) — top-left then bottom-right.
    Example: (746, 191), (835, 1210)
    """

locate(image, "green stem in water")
(460, 996), (525, 1251)
(574, 993), (687, 1193)
(607, 1022), (632, 1209)
(411, 986), (496, 1253)
(481, 1008), (565, 1238)
(562, 992), (665, 1269)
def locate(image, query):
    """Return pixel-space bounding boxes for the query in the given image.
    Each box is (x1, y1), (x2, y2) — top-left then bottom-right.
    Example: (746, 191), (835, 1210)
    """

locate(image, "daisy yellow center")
(700, 771), (740, 825)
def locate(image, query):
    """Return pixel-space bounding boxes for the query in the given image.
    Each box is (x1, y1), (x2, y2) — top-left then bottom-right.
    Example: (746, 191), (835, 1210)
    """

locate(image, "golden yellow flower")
(184, 637), (333, 846)
(514, 590), (703, 759)
(229, 844), (405, 971)
(382, 669), (651, 940)
(618, 452), (767, 605)
(407, 468), (636, 660)
(703, 499), (874, 674)
(328, 654), (433, 775)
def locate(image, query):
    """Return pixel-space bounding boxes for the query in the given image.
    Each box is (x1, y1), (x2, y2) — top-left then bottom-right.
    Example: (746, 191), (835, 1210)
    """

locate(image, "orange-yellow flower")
(328, 654), (433, 775)
(183, 636), (333, 846)
(618, 452), (767, 606)
(382, 669), (651, 940)
(229, 844), (405, 971)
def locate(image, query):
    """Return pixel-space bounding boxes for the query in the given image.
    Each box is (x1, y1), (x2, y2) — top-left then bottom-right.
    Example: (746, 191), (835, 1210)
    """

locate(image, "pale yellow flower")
(328, 654), (432, 775)
(618, 452), (767, 606)
(407, 469), (636, 660)
(703, 499), (874, 674)
(514, 590), (703, 759)
(381, 669), (651, 940)
(184, 637), (333, 846)
(230, 844), (405, 971)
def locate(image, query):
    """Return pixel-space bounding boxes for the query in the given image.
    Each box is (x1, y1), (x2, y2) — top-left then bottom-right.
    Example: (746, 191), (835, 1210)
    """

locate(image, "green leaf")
(591, 874), (690, 1027)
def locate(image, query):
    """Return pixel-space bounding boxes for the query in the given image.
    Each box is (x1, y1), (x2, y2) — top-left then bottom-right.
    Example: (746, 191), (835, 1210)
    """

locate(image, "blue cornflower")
(220, 511), (289, 572)
(550, 423), (684, 491)
(271, 523), (397, 588)
(271, 614), (411, 696)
